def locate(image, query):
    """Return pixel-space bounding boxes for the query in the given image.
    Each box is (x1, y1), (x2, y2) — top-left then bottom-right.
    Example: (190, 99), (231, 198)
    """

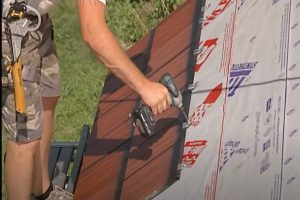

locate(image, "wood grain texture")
(74, 0), (200, 199)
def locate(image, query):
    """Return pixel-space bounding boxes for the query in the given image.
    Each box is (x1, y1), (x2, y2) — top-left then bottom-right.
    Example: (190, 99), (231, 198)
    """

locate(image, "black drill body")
(131, 73), (189, 138)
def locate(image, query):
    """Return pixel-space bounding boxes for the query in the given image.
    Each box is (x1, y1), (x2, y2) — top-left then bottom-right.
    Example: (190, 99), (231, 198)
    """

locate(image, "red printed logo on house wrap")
(189, 83), (223, 127)
(182, 140), (208, 168)
(202, 0), (234, 27)
(194, 38), (218, 72)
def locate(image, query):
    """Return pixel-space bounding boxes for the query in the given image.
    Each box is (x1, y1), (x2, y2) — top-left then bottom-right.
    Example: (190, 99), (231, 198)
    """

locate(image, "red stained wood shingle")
(74, 0), (204, 199)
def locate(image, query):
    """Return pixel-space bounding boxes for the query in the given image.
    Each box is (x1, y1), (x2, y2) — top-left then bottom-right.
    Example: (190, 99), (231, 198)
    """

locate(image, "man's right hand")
(139, 80), (172, 115)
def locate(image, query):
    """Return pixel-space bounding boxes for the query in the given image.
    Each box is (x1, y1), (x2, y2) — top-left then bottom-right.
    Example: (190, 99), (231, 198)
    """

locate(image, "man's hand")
(139, 80), (172, 115)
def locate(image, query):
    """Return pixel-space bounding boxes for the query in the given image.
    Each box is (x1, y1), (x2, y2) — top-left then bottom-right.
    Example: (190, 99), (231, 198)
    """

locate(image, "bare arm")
(76, 0), (171, 114)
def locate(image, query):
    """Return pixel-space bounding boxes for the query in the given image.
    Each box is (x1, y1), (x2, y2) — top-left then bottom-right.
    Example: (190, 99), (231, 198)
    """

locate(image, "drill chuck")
(160, 73), (190, 125)
(159, 73), (183, 108)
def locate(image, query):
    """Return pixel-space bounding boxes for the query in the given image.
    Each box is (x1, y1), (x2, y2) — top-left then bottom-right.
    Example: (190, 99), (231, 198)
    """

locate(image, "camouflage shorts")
(2, 14), (61, 144)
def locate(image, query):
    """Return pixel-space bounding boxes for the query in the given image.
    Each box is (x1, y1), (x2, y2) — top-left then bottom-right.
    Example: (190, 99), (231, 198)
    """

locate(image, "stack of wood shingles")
(74, 0), (203, 199)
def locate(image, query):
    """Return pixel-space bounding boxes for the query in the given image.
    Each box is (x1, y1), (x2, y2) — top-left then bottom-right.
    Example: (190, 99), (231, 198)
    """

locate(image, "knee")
(7, 139), (40, 162)
(21, 140), (40, 154)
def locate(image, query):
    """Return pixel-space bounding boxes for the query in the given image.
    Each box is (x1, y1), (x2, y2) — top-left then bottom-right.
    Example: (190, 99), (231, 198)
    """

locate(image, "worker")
(2, 0), (68, 199)
(2, 0), (171, 200)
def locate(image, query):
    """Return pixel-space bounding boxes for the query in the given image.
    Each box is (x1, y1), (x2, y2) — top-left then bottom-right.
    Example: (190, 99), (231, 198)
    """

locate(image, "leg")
(5, 139), (40, 200)
(2, 12), (49, 199)
(31, 15), (62, 197)
(2, 81), (43, 200)
(32, 96), (59, 196)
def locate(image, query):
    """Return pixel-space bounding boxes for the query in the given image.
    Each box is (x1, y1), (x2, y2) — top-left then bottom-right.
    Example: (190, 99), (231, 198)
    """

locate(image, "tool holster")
(2, 0), (42, 122)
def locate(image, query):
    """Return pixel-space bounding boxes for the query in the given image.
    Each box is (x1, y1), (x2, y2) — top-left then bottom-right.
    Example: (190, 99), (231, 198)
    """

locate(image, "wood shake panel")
(75, 149), (128, 200)
(121, 148), (180, 200)
(75, 0), (200, 199)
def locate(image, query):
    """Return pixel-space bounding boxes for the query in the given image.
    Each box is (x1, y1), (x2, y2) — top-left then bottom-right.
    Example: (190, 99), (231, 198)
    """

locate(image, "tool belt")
(2, 64), (41, 88)
(2, 5), (44, 88)
(2, 0), (45, 123)
(2, 34), (42, 88)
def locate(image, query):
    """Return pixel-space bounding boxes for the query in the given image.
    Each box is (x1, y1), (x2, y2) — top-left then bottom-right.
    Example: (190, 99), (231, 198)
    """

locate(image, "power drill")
(131, 73), (190, 138)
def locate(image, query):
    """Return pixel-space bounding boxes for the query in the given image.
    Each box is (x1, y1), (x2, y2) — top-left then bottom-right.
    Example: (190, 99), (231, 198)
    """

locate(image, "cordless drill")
(131, 73), (190, 138)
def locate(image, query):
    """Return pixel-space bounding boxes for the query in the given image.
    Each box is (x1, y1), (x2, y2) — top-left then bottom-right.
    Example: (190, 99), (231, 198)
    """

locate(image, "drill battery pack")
(131, 104), (156, 138)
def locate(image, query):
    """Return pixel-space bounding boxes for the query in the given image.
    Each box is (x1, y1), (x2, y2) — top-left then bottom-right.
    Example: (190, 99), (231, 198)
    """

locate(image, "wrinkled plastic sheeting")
(154, 0), (300, 200)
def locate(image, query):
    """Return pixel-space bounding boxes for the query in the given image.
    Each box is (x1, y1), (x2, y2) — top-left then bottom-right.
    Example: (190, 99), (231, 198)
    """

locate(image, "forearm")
(77, 0), (148, 94)
(85, 25), (148, 94)
(77, 0), (171, 114)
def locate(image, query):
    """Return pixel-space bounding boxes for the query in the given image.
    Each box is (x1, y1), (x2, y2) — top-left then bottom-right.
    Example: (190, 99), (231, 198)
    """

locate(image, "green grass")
(50, 0), (106, 142)
(1, 0), (185, 199)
